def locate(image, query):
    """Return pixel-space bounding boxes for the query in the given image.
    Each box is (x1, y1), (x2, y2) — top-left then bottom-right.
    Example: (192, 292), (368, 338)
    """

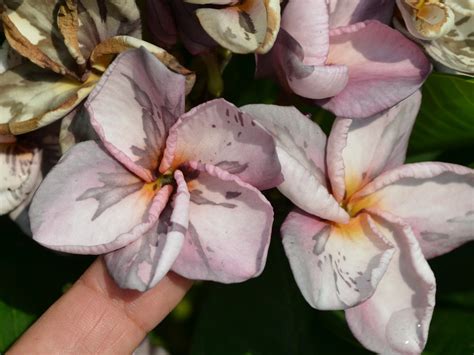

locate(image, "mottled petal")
(0, 41), (22, 73)
(329, 0), (395, 27)
(351, 162), (474, 259)
(0, 141), (42, 214)
(194, 0), (279, 54)
(88, 36), (195, 93)
(327, 91), (422, 201)
(346, 211), (436, 354)
(86, 47), (186, 182)
(241, 104), (348, 223)
(172, 161), (273, 283)
(317, 21), (431, 118)
(396, 0), (455, 40)
(282, 210), (394, 310)
(162, 99), (282, 190)
(105, 171), (190, 291)
(30, 141), (171, 254)
(0, 63), (98, 135)
(1, 0), (79, 77)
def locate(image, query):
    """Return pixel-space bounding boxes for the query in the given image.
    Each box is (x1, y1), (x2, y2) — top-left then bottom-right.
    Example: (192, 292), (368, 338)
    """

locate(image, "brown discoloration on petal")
(57, 0), (87, 73)
(256, 0), (280, 54)
(90, 36), (196, 94)
(0, 4), (80, 80)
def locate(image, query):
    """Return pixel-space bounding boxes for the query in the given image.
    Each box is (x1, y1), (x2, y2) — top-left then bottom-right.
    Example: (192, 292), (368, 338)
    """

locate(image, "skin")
(8, 257), (192, 354)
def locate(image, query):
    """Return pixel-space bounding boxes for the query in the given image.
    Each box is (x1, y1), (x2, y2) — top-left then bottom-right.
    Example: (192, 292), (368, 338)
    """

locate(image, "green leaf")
(408, 72), (474, 154)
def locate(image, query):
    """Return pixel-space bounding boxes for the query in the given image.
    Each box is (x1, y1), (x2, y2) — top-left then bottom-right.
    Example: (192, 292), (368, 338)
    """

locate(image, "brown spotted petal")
(1, 0), (79, 78)
(0, 62), (99, 135)
(57, 0), (141, 69)
(89, 36), (195, 93)
(189, 0), (281, 54)
(397, 0), (455, 40)
(0, 140), (42, 215)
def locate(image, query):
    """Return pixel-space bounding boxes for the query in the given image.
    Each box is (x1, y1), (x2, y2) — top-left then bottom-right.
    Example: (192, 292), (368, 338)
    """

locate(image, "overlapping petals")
(30, 47), (282, 290)
(257, 0), (431, 118)
(147, 0), (280, 54)
(251, 91), (474, 353)
(0, 0), (194, 135)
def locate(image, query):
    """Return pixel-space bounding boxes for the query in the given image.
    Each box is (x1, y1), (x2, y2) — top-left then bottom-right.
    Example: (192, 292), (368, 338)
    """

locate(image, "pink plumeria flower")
(257, 0), (432, 118)
(244, 91), (474, 353)
(29, 47), (282, 291)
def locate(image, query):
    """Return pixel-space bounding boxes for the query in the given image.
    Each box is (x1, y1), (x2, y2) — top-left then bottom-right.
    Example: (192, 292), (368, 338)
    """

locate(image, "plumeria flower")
(257, 0), (431, 118)
(147, 0), (281, 54)
(29, 47), (283, 291)
(244, 91), (474, 353)
(0, 0), (194, 136)
(395, 0), (474, 75)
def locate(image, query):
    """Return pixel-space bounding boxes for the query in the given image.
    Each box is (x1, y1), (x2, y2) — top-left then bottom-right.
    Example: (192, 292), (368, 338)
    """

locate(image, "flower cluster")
(0, 0), (473, 353)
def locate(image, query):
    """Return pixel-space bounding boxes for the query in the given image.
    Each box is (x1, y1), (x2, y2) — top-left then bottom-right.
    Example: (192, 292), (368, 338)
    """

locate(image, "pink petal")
(328, 0), (395, 27)
(105, 170), (190, 291)
(256, 30), (348, 99)
(86, 47), (186, 182)
(351, 162), (474, 259)
(282, 0), (329, 65)
(30, 141), (172, 254)
(162, 99), (282, 190)
(327, 91), (422, 200)
(171, 161), (273, 283)
(317, 21), (431, 118)
(281, 210), (394, 310)
(346, 210), (436, 354)
(241, 104), (348, 223)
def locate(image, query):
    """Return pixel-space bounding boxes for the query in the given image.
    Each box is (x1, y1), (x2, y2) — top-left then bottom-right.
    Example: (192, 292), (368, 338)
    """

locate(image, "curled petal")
(317, 20), (431, 118)
(105, 170), (190, 291)
(396, 0), (455, 40)
(30, 141), (171, 254)
(86, 47), (186, 182)
(194, 0), (280, 54)
(282, 210), (394, 310)
(241, 104), (348, 223)
(327, 91), (422, 200)
(172, 161), (273, 283)
(346, 210), (436, 354)
(162, 99), (282, 190)
(351, 162), (474, 259)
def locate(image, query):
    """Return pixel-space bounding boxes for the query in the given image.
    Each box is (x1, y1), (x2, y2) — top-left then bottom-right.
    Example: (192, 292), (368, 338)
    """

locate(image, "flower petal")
(194, 0), (279, 54)
(281, 210), (395, 309)
(351, 162), (474, 259)
(328, 0), (395, 27)
(171, 161), (273, 283)
(0, 63), (98, 135)
(146, 0), (178, 49)
(30, 141), (171, 254)
(162, 99), (282, 190)
(317, 21), (431, 118)
(281, 0), (329, 65)
(105, 170), (190, 291)
(346, 210), (436, 354)
(1, 0), (78, 77)
(256, 29), (348, 99)
(241, 104), (348, 223)
(86, 47), (186, 182)
(327, 91), (422, 201)
(0, 141), (42, 214)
